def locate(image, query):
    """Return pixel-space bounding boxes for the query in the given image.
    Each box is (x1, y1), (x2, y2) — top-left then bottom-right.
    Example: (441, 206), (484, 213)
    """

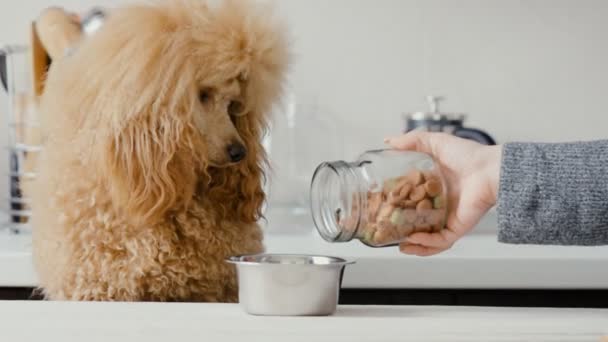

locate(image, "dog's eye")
(199, 89), (212, 104)
(228, 100), (244, 116)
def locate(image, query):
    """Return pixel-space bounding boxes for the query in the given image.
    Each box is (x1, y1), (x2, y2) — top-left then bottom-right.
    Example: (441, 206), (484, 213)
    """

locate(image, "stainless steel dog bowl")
(227, 254), (355, 316)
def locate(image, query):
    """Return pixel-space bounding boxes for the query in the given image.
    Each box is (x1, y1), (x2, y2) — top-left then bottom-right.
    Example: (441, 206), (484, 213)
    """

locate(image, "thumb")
(385, 131), (435, 154)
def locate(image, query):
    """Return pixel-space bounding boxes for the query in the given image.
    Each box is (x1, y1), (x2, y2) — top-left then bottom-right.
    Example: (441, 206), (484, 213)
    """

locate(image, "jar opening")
(310, 161), (363, 242)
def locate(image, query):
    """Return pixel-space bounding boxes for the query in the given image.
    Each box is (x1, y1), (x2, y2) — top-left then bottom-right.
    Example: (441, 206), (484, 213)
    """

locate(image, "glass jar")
(310, 149), (448, 247)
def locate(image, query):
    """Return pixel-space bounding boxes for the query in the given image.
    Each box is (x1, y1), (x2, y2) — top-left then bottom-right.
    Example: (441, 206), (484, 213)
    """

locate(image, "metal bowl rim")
(226, 253), (355, 266)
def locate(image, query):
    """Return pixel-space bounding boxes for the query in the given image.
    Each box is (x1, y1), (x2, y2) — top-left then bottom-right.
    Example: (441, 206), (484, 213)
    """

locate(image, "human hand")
(385, 132), (502, 256)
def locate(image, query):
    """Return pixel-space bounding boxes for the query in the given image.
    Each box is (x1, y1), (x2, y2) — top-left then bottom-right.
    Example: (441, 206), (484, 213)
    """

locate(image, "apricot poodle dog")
(28, 0), (289, 301)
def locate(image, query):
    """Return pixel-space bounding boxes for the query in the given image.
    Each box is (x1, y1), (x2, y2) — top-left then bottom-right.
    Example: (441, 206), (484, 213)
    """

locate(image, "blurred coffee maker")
(404, 96), (496, 145)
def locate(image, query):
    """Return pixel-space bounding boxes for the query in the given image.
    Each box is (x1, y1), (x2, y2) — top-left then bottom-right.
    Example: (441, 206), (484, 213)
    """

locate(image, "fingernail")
(383, 138), (391, 144)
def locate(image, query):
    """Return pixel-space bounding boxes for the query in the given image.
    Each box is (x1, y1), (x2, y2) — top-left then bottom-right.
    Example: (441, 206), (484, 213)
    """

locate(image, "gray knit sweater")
(498, 141), (608, 245)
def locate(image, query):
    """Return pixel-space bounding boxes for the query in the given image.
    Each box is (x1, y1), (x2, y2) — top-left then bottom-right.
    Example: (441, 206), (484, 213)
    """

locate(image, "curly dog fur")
(27, 0), (289, 301)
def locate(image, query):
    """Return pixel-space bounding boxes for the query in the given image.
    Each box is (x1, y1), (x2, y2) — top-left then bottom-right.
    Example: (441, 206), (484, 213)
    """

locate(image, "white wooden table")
(1, 301), (607, 342)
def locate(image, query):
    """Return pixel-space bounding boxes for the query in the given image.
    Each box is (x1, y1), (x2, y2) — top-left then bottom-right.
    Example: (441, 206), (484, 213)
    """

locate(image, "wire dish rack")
(1, 45), (41, 234)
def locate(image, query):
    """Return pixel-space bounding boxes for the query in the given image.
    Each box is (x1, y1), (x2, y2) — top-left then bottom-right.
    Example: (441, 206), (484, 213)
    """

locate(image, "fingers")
(399, 243), (449, 256)
(399, 227), (461, 256)
(385, 131), (455, 157)
(406, 228), (459, 249)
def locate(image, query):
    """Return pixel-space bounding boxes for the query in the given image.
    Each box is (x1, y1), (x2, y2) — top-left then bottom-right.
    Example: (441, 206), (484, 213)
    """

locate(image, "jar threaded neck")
(310, 161), (365, 243)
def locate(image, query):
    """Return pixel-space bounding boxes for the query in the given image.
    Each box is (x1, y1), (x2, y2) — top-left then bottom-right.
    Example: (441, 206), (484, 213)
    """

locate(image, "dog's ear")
(70, 4), (207, 225)
(103, 112), (200, 225)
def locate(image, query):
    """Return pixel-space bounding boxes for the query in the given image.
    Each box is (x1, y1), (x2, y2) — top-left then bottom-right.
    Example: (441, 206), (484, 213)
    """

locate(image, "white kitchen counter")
(2, 209), (608, 289)
(1, 301), (607, 342)
(2, 226), (608, 289)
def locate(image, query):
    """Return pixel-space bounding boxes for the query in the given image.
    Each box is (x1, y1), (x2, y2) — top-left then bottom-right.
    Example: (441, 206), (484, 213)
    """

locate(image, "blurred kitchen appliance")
(404, 96), (496, 145)
(1, 45), (40, 234)
(1, 8), (106, 234)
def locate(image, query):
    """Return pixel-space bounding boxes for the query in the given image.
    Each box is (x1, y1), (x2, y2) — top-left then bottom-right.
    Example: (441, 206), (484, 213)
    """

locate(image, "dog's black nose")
(227, 143), (247, 163)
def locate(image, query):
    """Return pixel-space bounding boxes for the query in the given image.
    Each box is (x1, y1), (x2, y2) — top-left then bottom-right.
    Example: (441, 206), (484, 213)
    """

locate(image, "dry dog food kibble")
(347, 169), (447, 246)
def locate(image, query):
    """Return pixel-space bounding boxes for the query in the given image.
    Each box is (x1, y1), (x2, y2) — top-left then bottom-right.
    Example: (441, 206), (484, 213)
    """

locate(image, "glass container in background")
(262, 92), (344, 234)
(1, 45), (41, 234)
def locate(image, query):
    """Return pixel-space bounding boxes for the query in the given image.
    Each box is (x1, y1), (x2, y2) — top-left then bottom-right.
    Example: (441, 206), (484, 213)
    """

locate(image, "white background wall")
(2, 0), (608, 218)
